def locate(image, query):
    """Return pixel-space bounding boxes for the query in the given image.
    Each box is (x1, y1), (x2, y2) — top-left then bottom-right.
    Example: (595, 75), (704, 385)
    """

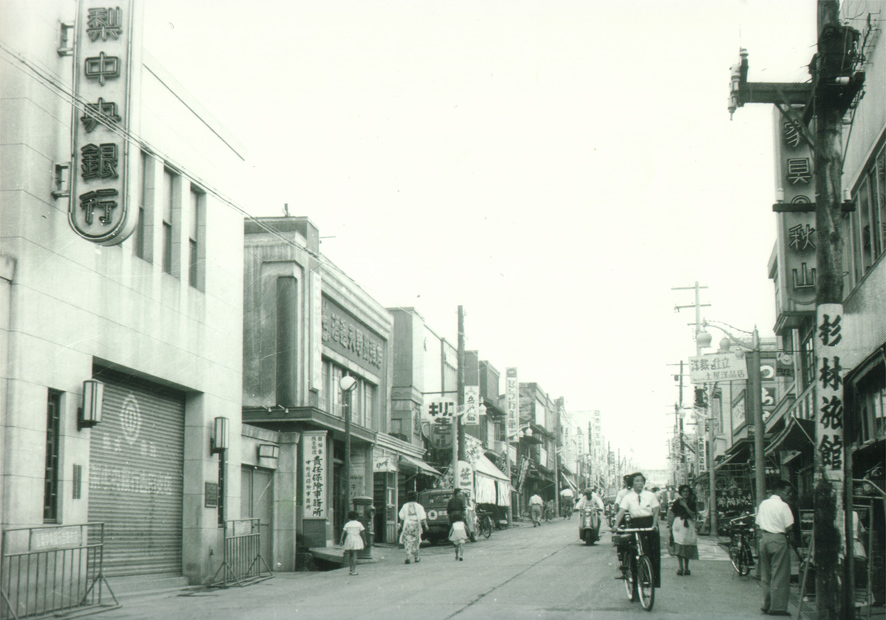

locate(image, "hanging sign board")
(464, 386), (480, 426)
(689, 352), (748, 384)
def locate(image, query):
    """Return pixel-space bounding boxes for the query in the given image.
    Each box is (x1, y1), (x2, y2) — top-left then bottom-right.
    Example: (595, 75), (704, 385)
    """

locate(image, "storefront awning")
(473, 454), (509, 482)
(765, 417), (815, 457)
(398, 455), (442, 477)
(715, 438), (751, 470)
(560, 472), (578, 492)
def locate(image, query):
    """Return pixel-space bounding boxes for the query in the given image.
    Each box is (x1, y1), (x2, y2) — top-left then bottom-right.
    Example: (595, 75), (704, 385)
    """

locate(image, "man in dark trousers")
(447, 488), (466, 526)
(755, 480), (796, 617)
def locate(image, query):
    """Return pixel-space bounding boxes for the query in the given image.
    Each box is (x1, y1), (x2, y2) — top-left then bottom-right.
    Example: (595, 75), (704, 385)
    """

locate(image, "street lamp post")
(340, 375), (358, 519)
(698, 320), (765, 513)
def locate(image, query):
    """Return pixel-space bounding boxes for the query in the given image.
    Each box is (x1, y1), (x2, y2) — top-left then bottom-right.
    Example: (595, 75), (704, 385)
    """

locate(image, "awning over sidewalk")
(560, 472), (578, 493)
(473, 454), (511, 507)
(715, 438), (751, 470)
(765, 417), (815, 457)
(398, 455), (442, 477)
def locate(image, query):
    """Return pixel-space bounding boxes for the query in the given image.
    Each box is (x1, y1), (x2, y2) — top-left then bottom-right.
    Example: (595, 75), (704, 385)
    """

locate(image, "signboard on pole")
(423, 398), (457, 423)
(505, 368), (519, 436)
(464, 386), (480, 425)
(689, 352), (748, 384)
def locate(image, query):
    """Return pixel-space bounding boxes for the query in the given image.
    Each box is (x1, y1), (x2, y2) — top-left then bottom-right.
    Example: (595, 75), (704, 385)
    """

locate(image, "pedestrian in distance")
(667, 484), (699, 576)
(447, 488), (466, 526)
(398, 492), (428, 565)
(613, 472), (662, 587)
(449, 513), (469, 561)
(529, 493), (544, 526)
(340, 510), (366, 576)
(755, 480), (796, 616)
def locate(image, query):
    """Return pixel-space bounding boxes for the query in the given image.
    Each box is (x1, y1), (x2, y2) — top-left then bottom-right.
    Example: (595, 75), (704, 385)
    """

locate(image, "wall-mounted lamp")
(211, 417), (229, 454)
(78, 379), (104, 430)
(258, 444), (280, 460)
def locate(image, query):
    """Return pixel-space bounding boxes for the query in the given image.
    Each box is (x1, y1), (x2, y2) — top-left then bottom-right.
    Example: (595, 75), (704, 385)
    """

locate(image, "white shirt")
(614, 488), (631, 506)
(398, 501), (426, 522)
(529, 494), (544, 506)
(755, 494), (794, 535)
(619, 490), (660, 517)
(576, 493), (605, 511)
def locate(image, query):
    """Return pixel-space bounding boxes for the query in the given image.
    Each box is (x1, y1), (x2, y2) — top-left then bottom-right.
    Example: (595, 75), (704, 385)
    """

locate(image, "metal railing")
(1, 523), (118, 620)
(209, 519), (272, 588)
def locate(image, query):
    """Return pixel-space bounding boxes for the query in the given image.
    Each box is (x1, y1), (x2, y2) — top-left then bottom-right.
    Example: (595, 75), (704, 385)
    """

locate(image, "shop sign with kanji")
(814, 305), (844, 479)
(70, 0), (137, 245)
(689, 352), (748, 384)
(302, 432), (327, 519)
(505, 368), (519, 436)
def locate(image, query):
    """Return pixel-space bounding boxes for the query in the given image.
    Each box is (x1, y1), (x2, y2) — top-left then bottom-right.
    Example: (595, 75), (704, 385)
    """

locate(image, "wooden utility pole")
(457, 305), (466, 464)
(729, 1), (864, 616)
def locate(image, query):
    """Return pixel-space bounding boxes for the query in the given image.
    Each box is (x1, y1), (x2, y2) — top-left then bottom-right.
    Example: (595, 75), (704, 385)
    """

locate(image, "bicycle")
(543, 501), (555, 522)
(728, 513), (756, 576)
(615, 526), (656, 611)
(476, 508), (494, 539)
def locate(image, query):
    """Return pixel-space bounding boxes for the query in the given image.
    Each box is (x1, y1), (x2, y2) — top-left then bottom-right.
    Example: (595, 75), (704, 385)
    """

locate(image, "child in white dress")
(449, 516), (468, 561)
(341, 510), (366, 575)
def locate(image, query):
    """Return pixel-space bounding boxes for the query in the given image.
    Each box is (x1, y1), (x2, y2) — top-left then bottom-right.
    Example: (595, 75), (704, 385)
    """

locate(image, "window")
(858, 366), (885, 443)
(134, 151), (150, 261)
(850, 139), (886, 281)
(188, 185), (204, 289)
(44, 391), (61, 523)
(800, 328), (815, 390)
(162, 169), (174, 275)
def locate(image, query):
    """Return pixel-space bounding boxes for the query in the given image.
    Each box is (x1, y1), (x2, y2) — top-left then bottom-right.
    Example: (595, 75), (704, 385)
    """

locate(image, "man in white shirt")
(755, 481), (796, 617)
(529, 494), (544, 527)
(575, 488), (605, 512)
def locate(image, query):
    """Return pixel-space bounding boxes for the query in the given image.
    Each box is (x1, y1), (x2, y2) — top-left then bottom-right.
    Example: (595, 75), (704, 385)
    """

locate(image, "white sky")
(143, 0), (818, 469)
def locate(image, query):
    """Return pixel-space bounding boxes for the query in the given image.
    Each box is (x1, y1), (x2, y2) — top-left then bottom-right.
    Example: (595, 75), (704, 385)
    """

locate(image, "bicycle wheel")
(480, 516), (492, 539)
(739, 540), (753, 575)
(729, 540), (744, 575)
(637, 555), (655, 611)
(623, 561), (635, 600)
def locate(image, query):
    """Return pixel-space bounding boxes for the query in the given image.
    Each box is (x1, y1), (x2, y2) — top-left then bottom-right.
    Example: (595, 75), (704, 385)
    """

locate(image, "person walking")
(529, 493), (544, 526)
(398, 492), (428, 565)
(613, 472), (662, 587)
(667, 484), (699, 576)
(447, 488), (466, 526)
(449, 514), (469, 561)
(755, 480), (796, 617)
(340, 510), (366, 576)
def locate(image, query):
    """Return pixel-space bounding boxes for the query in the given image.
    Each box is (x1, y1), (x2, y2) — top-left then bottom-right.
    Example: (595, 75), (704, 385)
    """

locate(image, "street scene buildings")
(1, 0), (884, 619)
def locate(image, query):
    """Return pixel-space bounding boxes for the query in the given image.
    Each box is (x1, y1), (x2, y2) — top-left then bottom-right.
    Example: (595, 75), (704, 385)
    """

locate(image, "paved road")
(103, 517), (772, 620)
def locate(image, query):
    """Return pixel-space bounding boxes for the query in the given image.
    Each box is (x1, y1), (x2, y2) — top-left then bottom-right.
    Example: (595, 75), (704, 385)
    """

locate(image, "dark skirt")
(630, 516), (661, 587)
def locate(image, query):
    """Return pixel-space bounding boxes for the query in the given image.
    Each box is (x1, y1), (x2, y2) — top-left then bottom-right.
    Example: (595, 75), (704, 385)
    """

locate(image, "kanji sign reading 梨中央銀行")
(69, 0), (136, 245)
(689, 352), (748, 384)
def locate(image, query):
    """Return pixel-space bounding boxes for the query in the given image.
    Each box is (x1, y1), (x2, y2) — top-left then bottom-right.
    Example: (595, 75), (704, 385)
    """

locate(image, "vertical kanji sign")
(814, 304), (844, 481)
(505, 368), (518, 437)
(773, 106), (817, 306)
(70, 1), (136, 244)
(464, 385), (480, 426)
(302, 431), (327, 519)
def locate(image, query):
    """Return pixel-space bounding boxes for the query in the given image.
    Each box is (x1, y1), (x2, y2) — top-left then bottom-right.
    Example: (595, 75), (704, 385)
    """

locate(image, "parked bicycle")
(614, 526), (657, 611)
(728, 512), (756, 576)
(476, 508), (494, 539)
(543, 500), (555, 522)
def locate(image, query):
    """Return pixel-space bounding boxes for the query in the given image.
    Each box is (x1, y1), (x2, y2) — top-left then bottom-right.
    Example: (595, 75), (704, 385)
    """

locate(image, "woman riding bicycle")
(613, 472), (662, 588)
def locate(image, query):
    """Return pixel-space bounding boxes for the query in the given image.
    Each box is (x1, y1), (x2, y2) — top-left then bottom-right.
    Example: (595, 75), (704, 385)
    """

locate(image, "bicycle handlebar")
(615, 527), (656, 533)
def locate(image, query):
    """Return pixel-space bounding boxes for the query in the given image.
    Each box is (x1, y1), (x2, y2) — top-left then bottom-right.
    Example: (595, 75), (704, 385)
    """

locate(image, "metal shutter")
(88, 371), (184, 577)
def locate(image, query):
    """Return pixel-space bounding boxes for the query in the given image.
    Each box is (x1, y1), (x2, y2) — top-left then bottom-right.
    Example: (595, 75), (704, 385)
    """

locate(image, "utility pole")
(728, 1), (863, 615)
(455, 306), (466, 491)
(674, 282), (715, 535)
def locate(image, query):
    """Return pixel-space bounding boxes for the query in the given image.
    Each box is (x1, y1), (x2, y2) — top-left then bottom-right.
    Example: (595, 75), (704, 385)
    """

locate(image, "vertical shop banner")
(505, 368), (519, 437)
(774, 106), (817, 305)
(464, 385), (480, 426)
(302, 432), (327, 519)
(70, 0), (137, 244)
(814, 304), (844, 481)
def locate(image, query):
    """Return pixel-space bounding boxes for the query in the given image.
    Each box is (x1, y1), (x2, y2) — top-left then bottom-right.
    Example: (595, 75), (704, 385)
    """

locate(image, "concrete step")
(106, 573), (193, 600)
